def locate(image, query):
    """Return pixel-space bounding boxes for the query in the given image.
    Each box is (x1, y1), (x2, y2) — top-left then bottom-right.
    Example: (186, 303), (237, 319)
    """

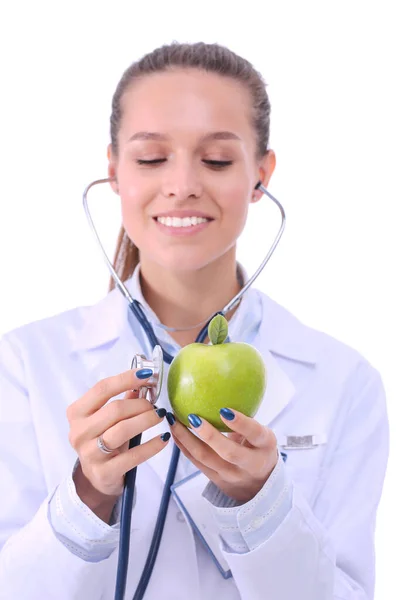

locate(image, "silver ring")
(97, 434), (114, 454)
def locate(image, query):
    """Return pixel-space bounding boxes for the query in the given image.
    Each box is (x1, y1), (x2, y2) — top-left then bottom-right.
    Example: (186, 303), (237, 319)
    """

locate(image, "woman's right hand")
(66, 368), (170, 518)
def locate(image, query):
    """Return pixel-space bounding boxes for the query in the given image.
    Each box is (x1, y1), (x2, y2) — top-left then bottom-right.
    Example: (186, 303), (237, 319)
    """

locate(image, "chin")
(144, 246), (232, 274)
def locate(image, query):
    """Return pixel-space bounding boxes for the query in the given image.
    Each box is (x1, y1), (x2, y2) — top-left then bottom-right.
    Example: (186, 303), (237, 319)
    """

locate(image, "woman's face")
(108, 68), (275, 272)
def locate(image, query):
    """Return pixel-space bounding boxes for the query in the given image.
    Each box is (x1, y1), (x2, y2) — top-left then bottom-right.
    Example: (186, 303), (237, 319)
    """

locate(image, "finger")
(227, 432), (249, 447)
(185, 415), (253, 467)
(219, 409), (274, 449)
(172, 419), (231, 473)
(172, 435), (220, 481)
(70, 369), (153, 418)
(85, 397), (154, 439)
(96, 408), (167, 453)
(110, 430), (171, 473)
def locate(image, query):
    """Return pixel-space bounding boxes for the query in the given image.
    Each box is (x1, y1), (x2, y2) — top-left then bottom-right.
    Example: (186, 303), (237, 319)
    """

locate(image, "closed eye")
(136, 159), (233, 168)
(204, 160), (233, 168)
(136, 159), (166, 165)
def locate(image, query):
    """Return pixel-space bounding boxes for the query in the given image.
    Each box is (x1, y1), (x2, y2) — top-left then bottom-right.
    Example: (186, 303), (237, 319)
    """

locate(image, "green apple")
(167, 314), (267, 432)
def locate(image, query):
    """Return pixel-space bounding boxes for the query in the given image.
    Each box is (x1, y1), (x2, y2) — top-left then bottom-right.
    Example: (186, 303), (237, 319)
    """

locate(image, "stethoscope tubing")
(116, 300), (222, 599)
(82, 178), (286, 600)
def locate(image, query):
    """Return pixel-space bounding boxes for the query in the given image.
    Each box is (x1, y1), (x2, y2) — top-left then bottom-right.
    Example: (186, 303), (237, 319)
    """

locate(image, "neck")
(139, 250), (242, 345)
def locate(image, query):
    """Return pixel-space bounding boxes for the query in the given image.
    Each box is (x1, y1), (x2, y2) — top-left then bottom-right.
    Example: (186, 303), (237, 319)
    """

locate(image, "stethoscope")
(82, 178), (286, 600)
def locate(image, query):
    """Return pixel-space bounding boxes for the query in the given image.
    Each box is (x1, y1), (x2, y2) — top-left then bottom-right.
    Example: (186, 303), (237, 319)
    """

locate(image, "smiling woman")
(106, 45), (274, 325)
(105, 48), (276, 342)
(0, 41), (389, 600)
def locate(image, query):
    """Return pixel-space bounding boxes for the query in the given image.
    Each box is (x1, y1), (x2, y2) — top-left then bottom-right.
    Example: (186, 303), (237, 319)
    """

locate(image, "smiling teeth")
(157, 216), (209, 227)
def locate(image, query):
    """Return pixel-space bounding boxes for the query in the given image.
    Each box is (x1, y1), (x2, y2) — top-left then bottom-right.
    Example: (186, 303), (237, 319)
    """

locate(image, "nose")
(161, 157), (203, 202)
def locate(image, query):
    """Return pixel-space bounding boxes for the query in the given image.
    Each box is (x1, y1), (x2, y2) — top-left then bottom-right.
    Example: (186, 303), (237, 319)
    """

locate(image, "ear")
(251, 150), (276, 203)
(107, 144), (119, 194)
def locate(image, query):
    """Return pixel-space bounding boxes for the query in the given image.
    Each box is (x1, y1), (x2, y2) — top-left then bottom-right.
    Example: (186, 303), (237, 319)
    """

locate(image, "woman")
(0, 42), (389, 600)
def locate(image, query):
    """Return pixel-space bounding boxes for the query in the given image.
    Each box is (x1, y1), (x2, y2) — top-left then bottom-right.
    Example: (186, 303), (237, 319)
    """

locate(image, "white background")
(0, 1), (398, 596)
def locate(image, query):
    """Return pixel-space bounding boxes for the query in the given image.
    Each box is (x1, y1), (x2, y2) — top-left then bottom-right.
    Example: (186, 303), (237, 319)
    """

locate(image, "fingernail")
(166, 412), (176, 426)
(188, 414), (202, 428)
(161, 432), (171, 442)
(220, 408), (235, 421)
(136, 368), (154, 379)
(156, 408), (167, 419)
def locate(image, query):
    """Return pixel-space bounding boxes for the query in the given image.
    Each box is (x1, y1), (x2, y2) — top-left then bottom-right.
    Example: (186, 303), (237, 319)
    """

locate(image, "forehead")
(119, 69), (254, 141)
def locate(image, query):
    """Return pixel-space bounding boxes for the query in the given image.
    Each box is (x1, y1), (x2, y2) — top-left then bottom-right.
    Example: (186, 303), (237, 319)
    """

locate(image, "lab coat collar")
(71, 260), (250, 355)
(71, 267), (318, 365)
(70, 283), (126, 354)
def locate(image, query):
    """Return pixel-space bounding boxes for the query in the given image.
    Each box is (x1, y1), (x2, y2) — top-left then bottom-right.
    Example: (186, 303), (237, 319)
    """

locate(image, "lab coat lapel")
(88, 328), (143, 391)
(253, 342), (296, 427)
(251, 292), (318, 427)
(70, 287), (142, 392)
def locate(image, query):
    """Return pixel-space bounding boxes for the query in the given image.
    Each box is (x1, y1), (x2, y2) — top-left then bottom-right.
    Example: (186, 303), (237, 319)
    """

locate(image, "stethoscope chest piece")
(131, 344), (164, 405)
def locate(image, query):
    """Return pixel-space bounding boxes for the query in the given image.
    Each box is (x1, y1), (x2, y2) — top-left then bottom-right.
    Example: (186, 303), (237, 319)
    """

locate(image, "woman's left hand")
(169, 408), (278, 504)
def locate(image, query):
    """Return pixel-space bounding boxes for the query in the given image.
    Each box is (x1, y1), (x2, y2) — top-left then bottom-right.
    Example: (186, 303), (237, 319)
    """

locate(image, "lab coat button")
(176, 511), (185, 523)
(251, 516), (264, 530)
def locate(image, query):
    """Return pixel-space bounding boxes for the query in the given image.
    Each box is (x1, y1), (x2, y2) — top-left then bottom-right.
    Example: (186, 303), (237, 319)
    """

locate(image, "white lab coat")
(0, 283), (389, 600)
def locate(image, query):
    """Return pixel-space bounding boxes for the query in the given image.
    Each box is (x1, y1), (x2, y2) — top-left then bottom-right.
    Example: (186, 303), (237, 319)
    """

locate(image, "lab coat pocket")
(276, 433), (328, 507)
(285, 462), (327, 507)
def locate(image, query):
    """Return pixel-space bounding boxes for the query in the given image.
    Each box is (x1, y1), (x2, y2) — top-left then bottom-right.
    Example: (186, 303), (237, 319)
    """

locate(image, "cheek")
(119, 183), (152, 245)
(116, 157), (156, 210)
(220, 186), (251, 234)
(120, 187), (140, 221)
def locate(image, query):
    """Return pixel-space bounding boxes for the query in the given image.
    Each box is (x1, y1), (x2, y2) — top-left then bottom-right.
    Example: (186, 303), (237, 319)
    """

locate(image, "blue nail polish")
(166, 412), (176, 426)
(156, 408), (167, 419)
(136, 368), (154, 379)
(161, 432), (171, 442)
(220, 408), (235, 421)
(188, 414), (202, 428)
(280, 451), (288, 463)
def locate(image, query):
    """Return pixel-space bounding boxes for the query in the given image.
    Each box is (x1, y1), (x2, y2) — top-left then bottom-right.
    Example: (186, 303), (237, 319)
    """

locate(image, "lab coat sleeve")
(0, 334), (117, 600)
(207, 361), (389, 600)
(202, 452), (293, 553)
(47, 459), (122, 562)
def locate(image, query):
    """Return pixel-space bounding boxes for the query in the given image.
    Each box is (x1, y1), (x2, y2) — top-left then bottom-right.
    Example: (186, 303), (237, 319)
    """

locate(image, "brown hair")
(108, 42), (271, 292)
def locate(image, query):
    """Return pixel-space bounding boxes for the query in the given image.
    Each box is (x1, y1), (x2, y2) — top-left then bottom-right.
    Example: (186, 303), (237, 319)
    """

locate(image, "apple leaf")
(208, 314), (229, 345)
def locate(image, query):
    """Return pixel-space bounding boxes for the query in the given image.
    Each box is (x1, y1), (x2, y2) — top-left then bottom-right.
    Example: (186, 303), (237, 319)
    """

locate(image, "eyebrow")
(128, 131), (241, 143)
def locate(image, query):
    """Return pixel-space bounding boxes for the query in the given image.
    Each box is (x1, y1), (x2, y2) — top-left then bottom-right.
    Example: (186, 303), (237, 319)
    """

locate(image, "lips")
(153, 216), (213, 236)
(153, 216), (213, 223)
(153, 209), (214, 220)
